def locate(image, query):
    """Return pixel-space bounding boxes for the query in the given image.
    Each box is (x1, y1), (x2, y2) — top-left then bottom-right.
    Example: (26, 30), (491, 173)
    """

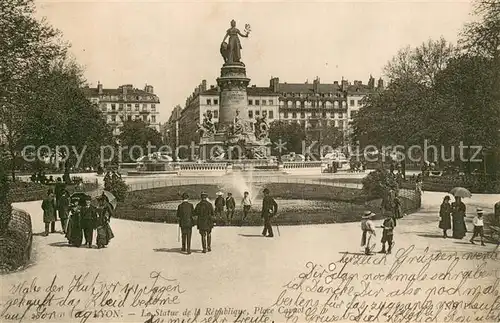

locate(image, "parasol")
(449, 187), (472, 198)
(101, 190), (118, 209)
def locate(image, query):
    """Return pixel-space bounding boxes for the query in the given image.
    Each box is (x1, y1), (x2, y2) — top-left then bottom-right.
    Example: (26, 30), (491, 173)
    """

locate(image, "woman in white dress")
(360, 211), (377, 255)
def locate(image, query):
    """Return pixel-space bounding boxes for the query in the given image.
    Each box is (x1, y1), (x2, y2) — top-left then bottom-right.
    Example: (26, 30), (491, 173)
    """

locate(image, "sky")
(35, 0), (474, 123)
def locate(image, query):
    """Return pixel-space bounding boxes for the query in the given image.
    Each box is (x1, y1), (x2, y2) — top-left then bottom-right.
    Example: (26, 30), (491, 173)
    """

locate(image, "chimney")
(201, 80), (207, 91)
(341, 79), (348, 90)
(210, 85), (215, 89)
(97, 81), (103, 95)
(377, 78), (384, 89)
(144, 84), (154, 94)
(270, 77), (279, 92)
(313, 77), (320, 93)
(121, 85), (127, 96)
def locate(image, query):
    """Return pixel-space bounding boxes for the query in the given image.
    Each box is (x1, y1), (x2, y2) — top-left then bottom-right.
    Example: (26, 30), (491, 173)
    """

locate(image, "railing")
(283, 161), (323, 169)
(125, 176), (363, 192)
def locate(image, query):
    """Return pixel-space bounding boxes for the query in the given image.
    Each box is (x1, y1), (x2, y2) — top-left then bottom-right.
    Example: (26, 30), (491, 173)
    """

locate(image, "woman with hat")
(66, 198), (84, 247)
(451, 196), (467, 239)
(438, 196), (452, 238)
(95, 195), (115, 249)
(360, 210), (376, 255)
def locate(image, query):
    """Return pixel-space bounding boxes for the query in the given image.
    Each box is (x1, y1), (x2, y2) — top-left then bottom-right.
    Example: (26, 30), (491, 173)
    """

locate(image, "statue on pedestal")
(197, 111), (216, 138)
(254, 111), (270, 141)
(229, 109), (244, 137)
(220, 20), (251, 64)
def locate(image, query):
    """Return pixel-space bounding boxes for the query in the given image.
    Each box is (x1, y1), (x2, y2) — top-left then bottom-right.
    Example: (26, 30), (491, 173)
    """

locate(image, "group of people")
(439, 195), (485, 245)
(213, 191), (254, 222)
(41, 187), (115, 249)
(360, 210), (396, 255)
(176, 188), (278, 254)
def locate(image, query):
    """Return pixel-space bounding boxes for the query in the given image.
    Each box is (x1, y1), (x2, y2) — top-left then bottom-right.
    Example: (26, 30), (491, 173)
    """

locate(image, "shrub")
(104, 171), (129, 202)
(362, 169), (398, 199)
(0, 209), (32, 273)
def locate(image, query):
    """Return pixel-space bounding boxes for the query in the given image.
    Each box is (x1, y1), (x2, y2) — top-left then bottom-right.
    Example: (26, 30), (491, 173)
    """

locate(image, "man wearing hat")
(380, 212), (395, 254)
(261, 188), (278, 237)
(360, 211), (376, 255)
(177, 193), (195, 254)
(214, 192), (225, 221)
(470, 208), (485, 246)
(225, 192), (236, 222)
(194, 192), (215, 253)
(81, 196), (98, 248)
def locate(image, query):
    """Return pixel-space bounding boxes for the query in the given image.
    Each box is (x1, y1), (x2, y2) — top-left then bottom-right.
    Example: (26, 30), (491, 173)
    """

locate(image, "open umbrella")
(101, 191), (118, 209)
(449, 187), (472, 198)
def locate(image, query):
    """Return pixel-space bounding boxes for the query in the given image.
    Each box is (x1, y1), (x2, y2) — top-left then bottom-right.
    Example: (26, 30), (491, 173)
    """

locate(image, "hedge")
(9, 181), (99, 203)
(0, 209), (33, 273)
(114, 183), (400, 226)
(400, 175), (500, 193)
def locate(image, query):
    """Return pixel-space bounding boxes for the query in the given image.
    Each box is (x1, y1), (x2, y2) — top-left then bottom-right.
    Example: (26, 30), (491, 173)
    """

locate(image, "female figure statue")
(221, 20), (250, 64)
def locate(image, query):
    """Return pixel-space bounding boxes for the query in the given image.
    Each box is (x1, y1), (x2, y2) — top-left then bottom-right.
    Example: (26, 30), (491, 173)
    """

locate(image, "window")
(143, 115), (147, 122)
(151, 116), (156, 123)
(111, 104), (116, 111)
(269, 100), (274, 105)
(214, 99), (218, 105)
(255, 110), (260, 116)
(111, 116), (116, 122)
(151, 104), (156, 111)
(142, 104), (148, 111)
(119, 104), (124, 111)
(255, 100), (260, 105)
(311, 111), (316, 118)
(127, 104), (132, 111)
(213, 110), (218, 118)
(248, 110), (253, 118)
(300, 112), (305, 119)
(268, 110), (274, 119)
(335, 120), (339, 127)
(284, 112), (289, 118)
(334, 101), (339, 108)
(350, 100), (355, 107)
(206, 99), (212, 105)
(262, 100), (267, 106)
(127, 116), (132, 121)
(322, 111), (327, 118)
(248, 100), (253, 105)
(135, 103), (140, 111)
(292, 112), (297, 118)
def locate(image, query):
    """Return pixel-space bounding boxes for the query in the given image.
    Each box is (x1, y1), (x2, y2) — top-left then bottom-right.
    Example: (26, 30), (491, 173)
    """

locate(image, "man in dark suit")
(194, 192), (214, 253)
(261, 188), (278, 238)
(81, 197), (97, 248)
(176, 193), (195, 254)
(225, 192), (236, 221)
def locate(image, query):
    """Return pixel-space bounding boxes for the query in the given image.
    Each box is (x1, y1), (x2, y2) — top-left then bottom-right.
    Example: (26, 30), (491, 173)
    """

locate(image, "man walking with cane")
(261, 188), (278, 238)
(176, 193), (195, 254)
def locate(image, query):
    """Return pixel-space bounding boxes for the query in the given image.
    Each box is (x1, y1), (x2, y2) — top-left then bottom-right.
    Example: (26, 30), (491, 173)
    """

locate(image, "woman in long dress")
(95, 196), (114, 248)
(65, 201), (83, 247)
(222, 20), (249, 63)
(439, 196), (452, 238)
(451, 196), (467, 239)
(360, 211), (376, 255)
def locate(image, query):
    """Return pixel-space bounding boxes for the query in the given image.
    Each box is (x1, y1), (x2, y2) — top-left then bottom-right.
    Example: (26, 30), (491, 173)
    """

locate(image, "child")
(470, 208), (485, 246)
(360, 211), (376, 255)
(380, 214), (395, 254)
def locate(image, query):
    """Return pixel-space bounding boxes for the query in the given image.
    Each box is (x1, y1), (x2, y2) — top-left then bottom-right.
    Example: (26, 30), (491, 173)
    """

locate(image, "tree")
(118, 120), (163, 162)
(20, 61), (114, 170)
(0, 0), (67, 179)
(268, 120), (306, 155)
(384, 37), (456, 86)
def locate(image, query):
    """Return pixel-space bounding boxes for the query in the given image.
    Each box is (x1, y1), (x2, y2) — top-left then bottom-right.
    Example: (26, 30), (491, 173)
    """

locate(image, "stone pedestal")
(216, 63), (251, 138)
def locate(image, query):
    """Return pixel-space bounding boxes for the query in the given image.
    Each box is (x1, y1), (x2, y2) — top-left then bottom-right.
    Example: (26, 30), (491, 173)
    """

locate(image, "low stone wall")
(0, 209), (33, 273)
